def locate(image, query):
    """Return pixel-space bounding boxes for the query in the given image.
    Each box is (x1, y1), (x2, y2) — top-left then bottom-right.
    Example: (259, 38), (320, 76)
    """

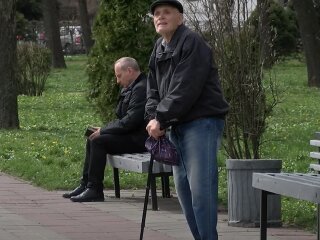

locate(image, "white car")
(60, 26), (84, 54)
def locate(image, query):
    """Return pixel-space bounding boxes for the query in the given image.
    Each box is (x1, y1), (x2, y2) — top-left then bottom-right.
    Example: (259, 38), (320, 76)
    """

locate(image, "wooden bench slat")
(254, 134), (320, 240)
(310, 140), (320, 147)
(112, 154), (150, 162)
(108, 155), (148, 173)
(310, 163), (320, 172)
(252, 172), (320, 204)
(107, 153), (173, 174)
(115, 153), (151, 160)
(255, 173), (320, 186)
(310, 151), (320, 160)
(106, 152), (173, 210)
(268, 173), (320, 184)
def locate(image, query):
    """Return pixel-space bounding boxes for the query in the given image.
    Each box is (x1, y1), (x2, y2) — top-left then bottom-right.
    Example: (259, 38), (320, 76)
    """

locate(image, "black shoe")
(62, 185), (86, 198)
(70, 188), (104, 202)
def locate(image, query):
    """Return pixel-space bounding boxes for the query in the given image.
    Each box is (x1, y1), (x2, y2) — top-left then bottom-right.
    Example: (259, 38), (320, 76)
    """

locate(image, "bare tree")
(0, 0), (20, 129)
(257, 0), (273, 67)
(42, 0), (66, 68)
(291, 0), (320, 87)
(78, 0), (94, 54)
(185, 0), (278, 159)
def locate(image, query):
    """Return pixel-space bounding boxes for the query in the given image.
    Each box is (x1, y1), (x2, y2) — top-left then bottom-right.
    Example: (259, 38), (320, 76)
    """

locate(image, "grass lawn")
(0, 55), (146, 190)
(0, 55), (319, 230)
(261, 59), (320, 231)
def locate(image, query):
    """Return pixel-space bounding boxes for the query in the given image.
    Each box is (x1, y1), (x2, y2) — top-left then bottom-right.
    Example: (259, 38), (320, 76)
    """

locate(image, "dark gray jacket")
(100, 73), (148, 141)
(145, 25), (229, 129)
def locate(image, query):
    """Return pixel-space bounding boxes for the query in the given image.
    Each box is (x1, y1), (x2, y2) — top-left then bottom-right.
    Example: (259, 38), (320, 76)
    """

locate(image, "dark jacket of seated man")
(63, 57), (148, 202)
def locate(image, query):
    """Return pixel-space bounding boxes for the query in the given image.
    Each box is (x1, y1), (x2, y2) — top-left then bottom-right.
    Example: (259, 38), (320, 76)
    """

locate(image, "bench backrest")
(310, 134), (320, 173)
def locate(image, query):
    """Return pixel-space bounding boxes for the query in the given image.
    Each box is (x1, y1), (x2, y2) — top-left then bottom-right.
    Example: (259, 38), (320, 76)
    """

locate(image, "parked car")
(35, 26), (85, 54)
(60, 26), (84, 54)
(37, 31), (47, 46)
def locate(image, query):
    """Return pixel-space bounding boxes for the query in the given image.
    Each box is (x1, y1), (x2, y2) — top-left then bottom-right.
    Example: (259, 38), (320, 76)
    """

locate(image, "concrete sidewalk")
(0, 172), (316, 240)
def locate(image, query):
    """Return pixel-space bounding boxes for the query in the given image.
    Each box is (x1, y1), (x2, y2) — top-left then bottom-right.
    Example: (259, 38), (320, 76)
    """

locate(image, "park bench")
(252, 132), (320, 240)
(107, 152), (173, 210)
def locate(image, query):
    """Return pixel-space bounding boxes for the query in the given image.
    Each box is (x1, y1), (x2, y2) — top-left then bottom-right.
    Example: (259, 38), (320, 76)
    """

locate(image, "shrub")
(17, 42), (51, 96)
(249, 0), (299, 61)
(87, 0), (156, 122)
(185, 0), (279, 159)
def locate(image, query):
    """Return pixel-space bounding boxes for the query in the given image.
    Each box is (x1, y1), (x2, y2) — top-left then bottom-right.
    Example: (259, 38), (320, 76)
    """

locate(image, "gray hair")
(115, 57), (140, 71)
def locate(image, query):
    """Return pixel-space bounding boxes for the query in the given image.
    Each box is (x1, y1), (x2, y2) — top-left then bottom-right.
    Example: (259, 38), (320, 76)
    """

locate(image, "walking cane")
(139, 154), (154, 240)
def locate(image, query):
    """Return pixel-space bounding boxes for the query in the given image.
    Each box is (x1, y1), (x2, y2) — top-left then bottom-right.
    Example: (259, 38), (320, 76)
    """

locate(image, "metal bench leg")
(260, 190), (268, 240)
(161, 175), (171, 198)
(317, 204), (319, 240)
(161, 176), (166, 198)
(113, 168), (120, 198)
(150, 175), (158, 210)
(317, 150), (320, 240)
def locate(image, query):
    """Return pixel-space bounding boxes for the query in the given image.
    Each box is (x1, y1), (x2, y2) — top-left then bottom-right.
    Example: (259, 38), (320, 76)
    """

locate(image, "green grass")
(0, 55), (147, 190)
(0, 55), (319, 231)
(262, 59), (319, 173)
(217, 59), (320, 226)
(260, 59), (320, 231)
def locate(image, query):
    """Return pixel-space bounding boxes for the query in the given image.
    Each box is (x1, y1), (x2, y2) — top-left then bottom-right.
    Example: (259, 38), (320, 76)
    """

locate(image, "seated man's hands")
(89, 127), (101, 140)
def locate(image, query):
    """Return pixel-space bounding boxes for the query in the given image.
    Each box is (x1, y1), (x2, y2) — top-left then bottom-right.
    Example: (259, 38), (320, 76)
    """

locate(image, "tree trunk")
(257, 0), (273, 68)
(42, 0), (66, 68)
(292, 0), (320, 87)
(0, 0), (20, 129)
(78, 0), (94, 54)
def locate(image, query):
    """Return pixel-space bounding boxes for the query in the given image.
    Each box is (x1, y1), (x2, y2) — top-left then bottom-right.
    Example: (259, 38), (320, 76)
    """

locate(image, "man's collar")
(159, 24), (186, 52)
(166, 25), (186, 47)
(122, 73), (144, 92)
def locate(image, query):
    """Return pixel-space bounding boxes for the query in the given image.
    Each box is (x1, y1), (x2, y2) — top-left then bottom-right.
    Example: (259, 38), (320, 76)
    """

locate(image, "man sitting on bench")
(62, 57), (148, 202)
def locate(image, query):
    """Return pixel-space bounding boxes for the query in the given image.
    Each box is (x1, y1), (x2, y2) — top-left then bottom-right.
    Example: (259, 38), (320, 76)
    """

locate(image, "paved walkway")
(0, 172), (316, 240)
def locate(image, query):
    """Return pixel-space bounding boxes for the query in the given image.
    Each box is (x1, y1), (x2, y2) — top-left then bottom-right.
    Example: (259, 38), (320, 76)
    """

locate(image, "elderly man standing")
(145, 1), (229, 239)
(63, 57), (148, 202)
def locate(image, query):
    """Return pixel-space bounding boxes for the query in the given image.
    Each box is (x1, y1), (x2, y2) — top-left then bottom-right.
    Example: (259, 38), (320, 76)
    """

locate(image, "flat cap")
(150, 0), (184, 15)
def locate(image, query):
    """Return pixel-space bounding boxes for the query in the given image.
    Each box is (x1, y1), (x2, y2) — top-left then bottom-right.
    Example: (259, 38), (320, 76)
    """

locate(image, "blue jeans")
(170, 117), (224, 240)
